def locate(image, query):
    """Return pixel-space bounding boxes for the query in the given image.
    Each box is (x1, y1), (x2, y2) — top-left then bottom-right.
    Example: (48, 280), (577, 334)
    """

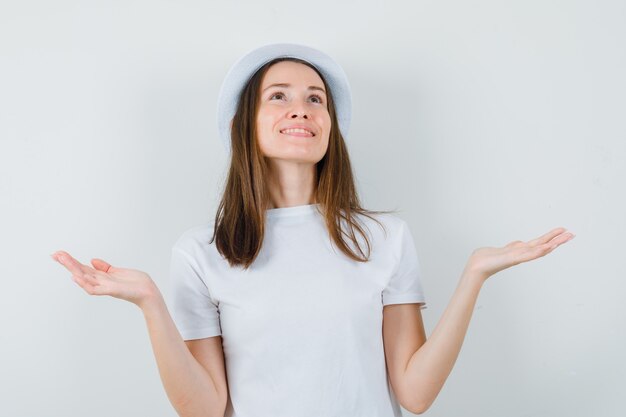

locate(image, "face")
(255, 61), (331, 165)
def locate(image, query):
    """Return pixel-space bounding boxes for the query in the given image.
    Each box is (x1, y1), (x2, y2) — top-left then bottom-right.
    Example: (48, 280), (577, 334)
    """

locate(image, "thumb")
(91, 258), (113, 273)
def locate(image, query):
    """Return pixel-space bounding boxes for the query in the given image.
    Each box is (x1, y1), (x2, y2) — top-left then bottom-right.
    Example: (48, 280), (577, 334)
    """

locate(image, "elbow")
(404, 403), (429, 415)
(398, 378), (440, 414)
(402, 398), (432, 415)
(171, 393), (227, 417)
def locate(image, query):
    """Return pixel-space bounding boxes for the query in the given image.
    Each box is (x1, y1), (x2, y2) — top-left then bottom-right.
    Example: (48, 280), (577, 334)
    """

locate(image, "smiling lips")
(280, 127), (315, 137)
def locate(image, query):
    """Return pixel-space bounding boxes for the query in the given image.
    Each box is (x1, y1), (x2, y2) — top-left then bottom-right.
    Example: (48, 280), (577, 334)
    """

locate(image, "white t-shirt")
(167, 203), (427, 417)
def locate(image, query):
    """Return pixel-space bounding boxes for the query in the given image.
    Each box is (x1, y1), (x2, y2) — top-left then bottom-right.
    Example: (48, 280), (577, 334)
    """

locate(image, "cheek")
(255, 116), (273, 137)
(257, 108), (280, 128)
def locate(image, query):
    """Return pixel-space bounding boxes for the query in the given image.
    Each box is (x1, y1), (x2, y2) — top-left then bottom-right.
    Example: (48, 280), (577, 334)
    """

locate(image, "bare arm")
(51, 251), (227, 417)
(141, 293), (227, 417)
(401, 228), (574, 413)
(400, 268), (483, 413)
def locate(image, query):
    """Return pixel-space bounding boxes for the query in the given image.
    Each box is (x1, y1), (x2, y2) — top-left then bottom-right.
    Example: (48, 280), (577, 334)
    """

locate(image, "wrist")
(138, 286), (165, 313)
(460, 265), (488, 289)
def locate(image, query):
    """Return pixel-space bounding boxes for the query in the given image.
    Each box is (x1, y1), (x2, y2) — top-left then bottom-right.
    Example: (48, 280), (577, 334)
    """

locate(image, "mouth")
(279, 128), (315, 137)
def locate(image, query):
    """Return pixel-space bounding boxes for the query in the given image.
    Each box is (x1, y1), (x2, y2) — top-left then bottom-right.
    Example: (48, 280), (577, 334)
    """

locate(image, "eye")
(269, 91), (324, 104)
(310, 94), (324, 104)
(269, 92), (286, 100)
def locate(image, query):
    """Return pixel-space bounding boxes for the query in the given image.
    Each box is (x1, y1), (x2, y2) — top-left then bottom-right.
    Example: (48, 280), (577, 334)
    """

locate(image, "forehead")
(261, 61), (324, 87)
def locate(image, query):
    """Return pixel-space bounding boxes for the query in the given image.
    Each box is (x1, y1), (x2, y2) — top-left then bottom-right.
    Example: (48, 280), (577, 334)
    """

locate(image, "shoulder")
(172, 222), (215, 256)
(341, 211), (411, 258)
(353, 210), (409, 240)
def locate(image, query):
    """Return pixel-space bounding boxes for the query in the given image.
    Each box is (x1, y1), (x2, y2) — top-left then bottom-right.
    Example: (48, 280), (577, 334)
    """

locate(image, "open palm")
(466, 227), (576, 282)
(51, 250), (158, 308)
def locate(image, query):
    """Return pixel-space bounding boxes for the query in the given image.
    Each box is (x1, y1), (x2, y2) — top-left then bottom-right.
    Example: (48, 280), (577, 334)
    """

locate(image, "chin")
(264, 152), (322, 164)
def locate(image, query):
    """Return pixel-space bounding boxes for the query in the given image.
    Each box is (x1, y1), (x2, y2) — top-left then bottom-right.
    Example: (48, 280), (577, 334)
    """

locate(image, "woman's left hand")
(465, 227), (576, 283)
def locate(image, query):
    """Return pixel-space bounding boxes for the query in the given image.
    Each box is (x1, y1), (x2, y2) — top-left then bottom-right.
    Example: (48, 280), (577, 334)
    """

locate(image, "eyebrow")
(262, 83), (326, 95)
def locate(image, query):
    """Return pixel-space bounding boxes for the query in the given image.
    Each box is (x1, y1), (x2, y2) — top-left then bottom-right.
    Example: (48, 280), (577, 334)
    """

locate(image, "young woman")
(51, 43), (575, 417)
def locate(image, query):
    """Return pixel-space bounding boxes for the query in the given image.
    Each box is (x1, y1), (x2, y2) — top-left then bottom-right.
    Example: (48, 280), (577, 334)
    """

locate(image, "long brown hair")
(210, 57), (398, 269)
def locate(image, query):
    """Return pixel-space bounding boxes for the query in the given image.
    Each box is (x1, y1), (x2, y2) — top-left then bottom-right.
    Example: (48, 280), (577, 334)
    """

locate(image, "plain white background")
(1, 0), (624, 416)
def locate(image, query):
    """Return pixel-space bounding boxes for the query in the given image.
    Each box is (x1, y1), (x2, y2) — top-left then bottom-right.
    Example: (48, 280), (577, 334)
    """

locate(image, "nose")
(288, 102), (309, 119)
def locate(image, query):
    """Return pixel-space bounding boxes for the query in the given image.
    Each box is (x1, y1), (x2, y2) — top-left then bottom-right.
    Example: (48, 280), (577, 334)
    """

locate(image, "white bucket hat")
(216, 42), (352, 155)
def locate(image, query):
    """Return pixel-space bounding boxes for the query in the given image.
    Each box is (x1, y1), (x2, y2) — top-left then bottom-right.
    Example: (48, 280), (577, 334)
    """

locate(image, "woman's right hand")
(51, 250), (160, 309)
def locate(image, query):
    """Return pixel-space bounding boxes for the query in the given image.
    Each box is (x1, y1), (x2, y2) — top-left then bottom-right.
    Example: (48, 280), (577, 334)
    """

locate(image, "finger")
(53, 251), (94, 276)
(91, 258), (112, 273)
(545, 232), (575, 249)
(526, 236), (574, 260)
(527, 227), (568, 247)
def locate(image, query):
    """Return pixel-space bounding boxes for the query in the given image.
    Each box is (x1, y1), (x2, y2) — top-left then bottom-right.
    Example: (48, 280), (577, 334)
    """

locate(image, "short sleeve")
(382, 220), (427, 309)
(167, 246), (222, 340)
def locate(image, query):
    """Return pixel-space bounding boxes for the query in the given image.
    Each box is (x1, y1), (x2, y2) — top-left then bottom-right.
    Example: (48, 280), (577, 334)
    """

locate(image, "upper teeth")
(281, 128), (313, 136)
